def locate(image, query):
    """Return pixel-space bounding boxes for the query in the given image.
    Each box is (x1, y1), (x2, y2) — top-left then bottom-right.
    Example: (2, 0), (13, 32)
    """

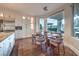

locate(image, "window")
(73, 4), (79, 38)
(47, 18), (57, 33)
(40, 18), (44, 32)
(47, 12), (64, 34)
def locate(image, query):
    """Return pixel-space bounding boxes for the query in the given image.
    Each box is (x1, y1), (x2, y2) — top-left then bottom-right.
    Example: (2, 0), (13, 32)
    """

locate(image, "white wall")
(64, 4), (79, 55)
(15, 16), (33, 39)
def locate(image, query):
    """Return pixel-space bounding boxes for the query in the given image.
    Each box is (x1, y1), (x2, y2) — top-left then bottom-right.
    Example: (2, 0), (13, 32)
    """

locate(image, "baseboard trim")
(16, 37), (32, 40)
(64, 43), (79, 56)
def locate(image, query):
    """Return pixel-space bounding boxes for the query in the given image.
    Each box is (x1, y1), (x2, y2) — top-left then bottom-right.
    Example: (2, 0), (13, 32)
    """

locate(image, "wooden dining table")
(32, 32), (65, 55)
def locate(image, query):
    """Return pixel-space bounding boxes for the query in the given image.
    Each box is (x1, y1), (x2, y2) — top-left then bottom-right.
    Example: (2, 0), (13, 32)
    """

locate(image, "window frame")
(72, 3), (79, 38)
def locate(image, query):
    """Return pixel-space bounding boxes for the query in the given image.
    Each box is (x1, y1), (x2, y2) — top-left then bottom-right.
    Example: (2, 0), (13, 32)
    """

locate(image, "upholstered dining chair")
(32, 33), (36, 44)
(35, 34), (46, 52)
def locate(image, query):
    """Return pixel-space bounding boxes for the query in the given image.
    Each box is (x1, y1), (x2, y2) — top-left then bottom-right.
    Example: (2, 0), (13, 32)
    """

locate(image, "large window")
(47, 12), (64, 34)
(73, 4), (79, 38)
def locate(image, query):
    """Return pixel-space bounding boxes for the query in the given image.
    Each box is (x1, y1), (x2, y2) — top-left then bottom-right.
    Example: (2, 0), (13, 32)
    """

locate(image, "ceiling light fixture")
(43, 6), (48, 11)
(22, 16), (26, 19)
(0, 13), (3, 17)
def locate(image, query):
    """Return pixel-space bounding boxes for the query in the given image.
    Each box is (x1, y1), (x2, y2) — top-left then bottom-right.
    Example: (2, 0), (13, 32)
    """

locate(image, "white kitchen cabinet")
(3, 37), (10, 56)
(0, 42), (3, 56)
(0, 33), (15, 56)
(0, 17), (15, 31)
(7, 33), (15, 55)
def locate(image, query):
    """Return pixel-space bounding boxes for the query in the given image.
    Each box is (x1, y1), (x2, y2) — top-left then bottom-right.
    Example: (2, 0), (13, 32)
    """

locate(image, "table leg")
(58, 44), (60, 56)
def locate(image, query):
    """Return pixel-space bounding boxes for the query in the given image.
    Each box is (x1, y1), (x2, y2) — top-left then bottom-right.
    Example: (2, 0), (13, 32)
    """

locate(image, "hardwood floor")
(10, 38), (77, 56)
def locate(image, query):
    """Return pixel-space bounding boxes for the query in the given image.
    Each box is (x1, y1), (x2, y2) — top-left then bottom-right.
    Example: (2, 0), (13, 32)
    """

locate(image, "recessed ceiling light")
(22, 16), (26, 19)
(0, 13), (3, 17)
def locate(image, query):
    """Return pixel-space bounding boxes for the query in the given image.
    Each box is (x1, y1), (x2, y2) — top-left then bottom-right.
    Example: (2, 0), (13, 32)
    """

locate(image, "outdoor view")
(47, 12), (64, 34)
(73, 3), (79, 38)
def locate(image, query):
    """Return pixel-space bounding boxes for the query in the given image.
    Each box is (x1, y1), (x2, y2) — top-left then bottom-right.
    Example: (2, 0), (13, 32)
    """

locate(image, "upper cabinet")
(0, 17), (15, 32)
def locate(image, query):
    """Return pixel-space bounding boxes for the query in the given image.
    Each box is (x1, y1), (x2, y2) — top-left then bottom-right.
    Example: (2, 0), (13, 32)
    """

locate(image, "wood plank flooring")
(10, 38), (77, 56)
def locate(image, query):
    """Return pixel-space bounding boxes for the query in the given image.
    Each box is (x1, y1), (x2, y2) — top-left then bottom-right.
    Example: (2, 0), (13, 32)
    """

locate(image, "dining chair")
(50, 37), (65, 56)
(44, 32), (53, 56)
(32, 33), (36, 44)
(35, 34), (46, 52)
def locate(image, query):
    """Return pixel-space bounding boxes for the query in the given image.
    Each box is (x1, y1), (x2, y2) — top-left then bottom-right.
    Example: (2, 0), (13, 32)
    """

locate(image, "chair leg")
(46, 46), (51, 56)
(40, 45), (42, 52)
(57, 44), (60, 56)
(63, 45), (65, 56)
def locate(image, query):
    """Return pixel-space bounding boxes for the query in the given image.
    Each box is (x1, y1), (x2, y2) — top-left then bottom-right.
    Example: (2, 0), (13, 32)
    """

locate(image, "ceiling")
(0, 3), (66, 16)
(49, 12), (64, 20)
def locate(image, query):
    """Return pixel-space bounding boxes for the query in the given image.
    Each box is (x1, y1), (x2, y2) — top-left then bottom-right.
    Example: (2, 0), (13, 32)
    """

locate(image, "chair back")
(32, 34), (36, 44)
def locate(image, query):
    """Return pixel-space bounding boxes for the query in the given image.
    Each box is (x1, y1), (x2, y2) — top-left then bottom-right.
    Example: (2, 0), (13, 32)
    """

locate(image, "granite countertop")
(0, 32), (14, 42)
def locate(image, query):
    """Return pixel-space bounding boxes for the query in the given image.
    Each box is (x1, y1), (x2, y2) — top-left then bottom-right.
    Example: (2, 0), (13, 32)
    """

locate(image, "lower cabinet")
(3, 37), (10, 56)
(0, 33), (15, 56)
(0, 42), (3, 56)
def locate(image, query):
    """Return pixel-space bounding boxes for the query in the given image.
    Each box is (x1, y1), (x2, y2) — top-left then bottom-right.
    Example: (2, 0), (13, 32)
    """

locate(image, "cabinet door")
(9, 34), (14, 42)
(3, 33), (15, 56)
(8, 33), (15, 55)
(7, 42), (11, 56)
(9, 33), (15, 48)
(3, 37), (10, 56)
(0, 42), (3, 56)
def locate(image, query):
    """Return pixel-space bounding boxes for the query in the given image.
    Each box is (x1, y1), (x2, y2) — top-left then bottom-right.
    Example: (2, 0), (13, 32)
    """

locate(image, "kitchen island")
(0, 32), (15, 56)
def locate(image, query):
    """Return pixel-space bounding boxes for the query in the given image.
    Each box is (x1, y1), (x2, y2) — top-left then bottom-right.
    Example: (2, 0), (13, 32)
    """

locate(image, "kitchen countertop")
(0, 32), (14, 42)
